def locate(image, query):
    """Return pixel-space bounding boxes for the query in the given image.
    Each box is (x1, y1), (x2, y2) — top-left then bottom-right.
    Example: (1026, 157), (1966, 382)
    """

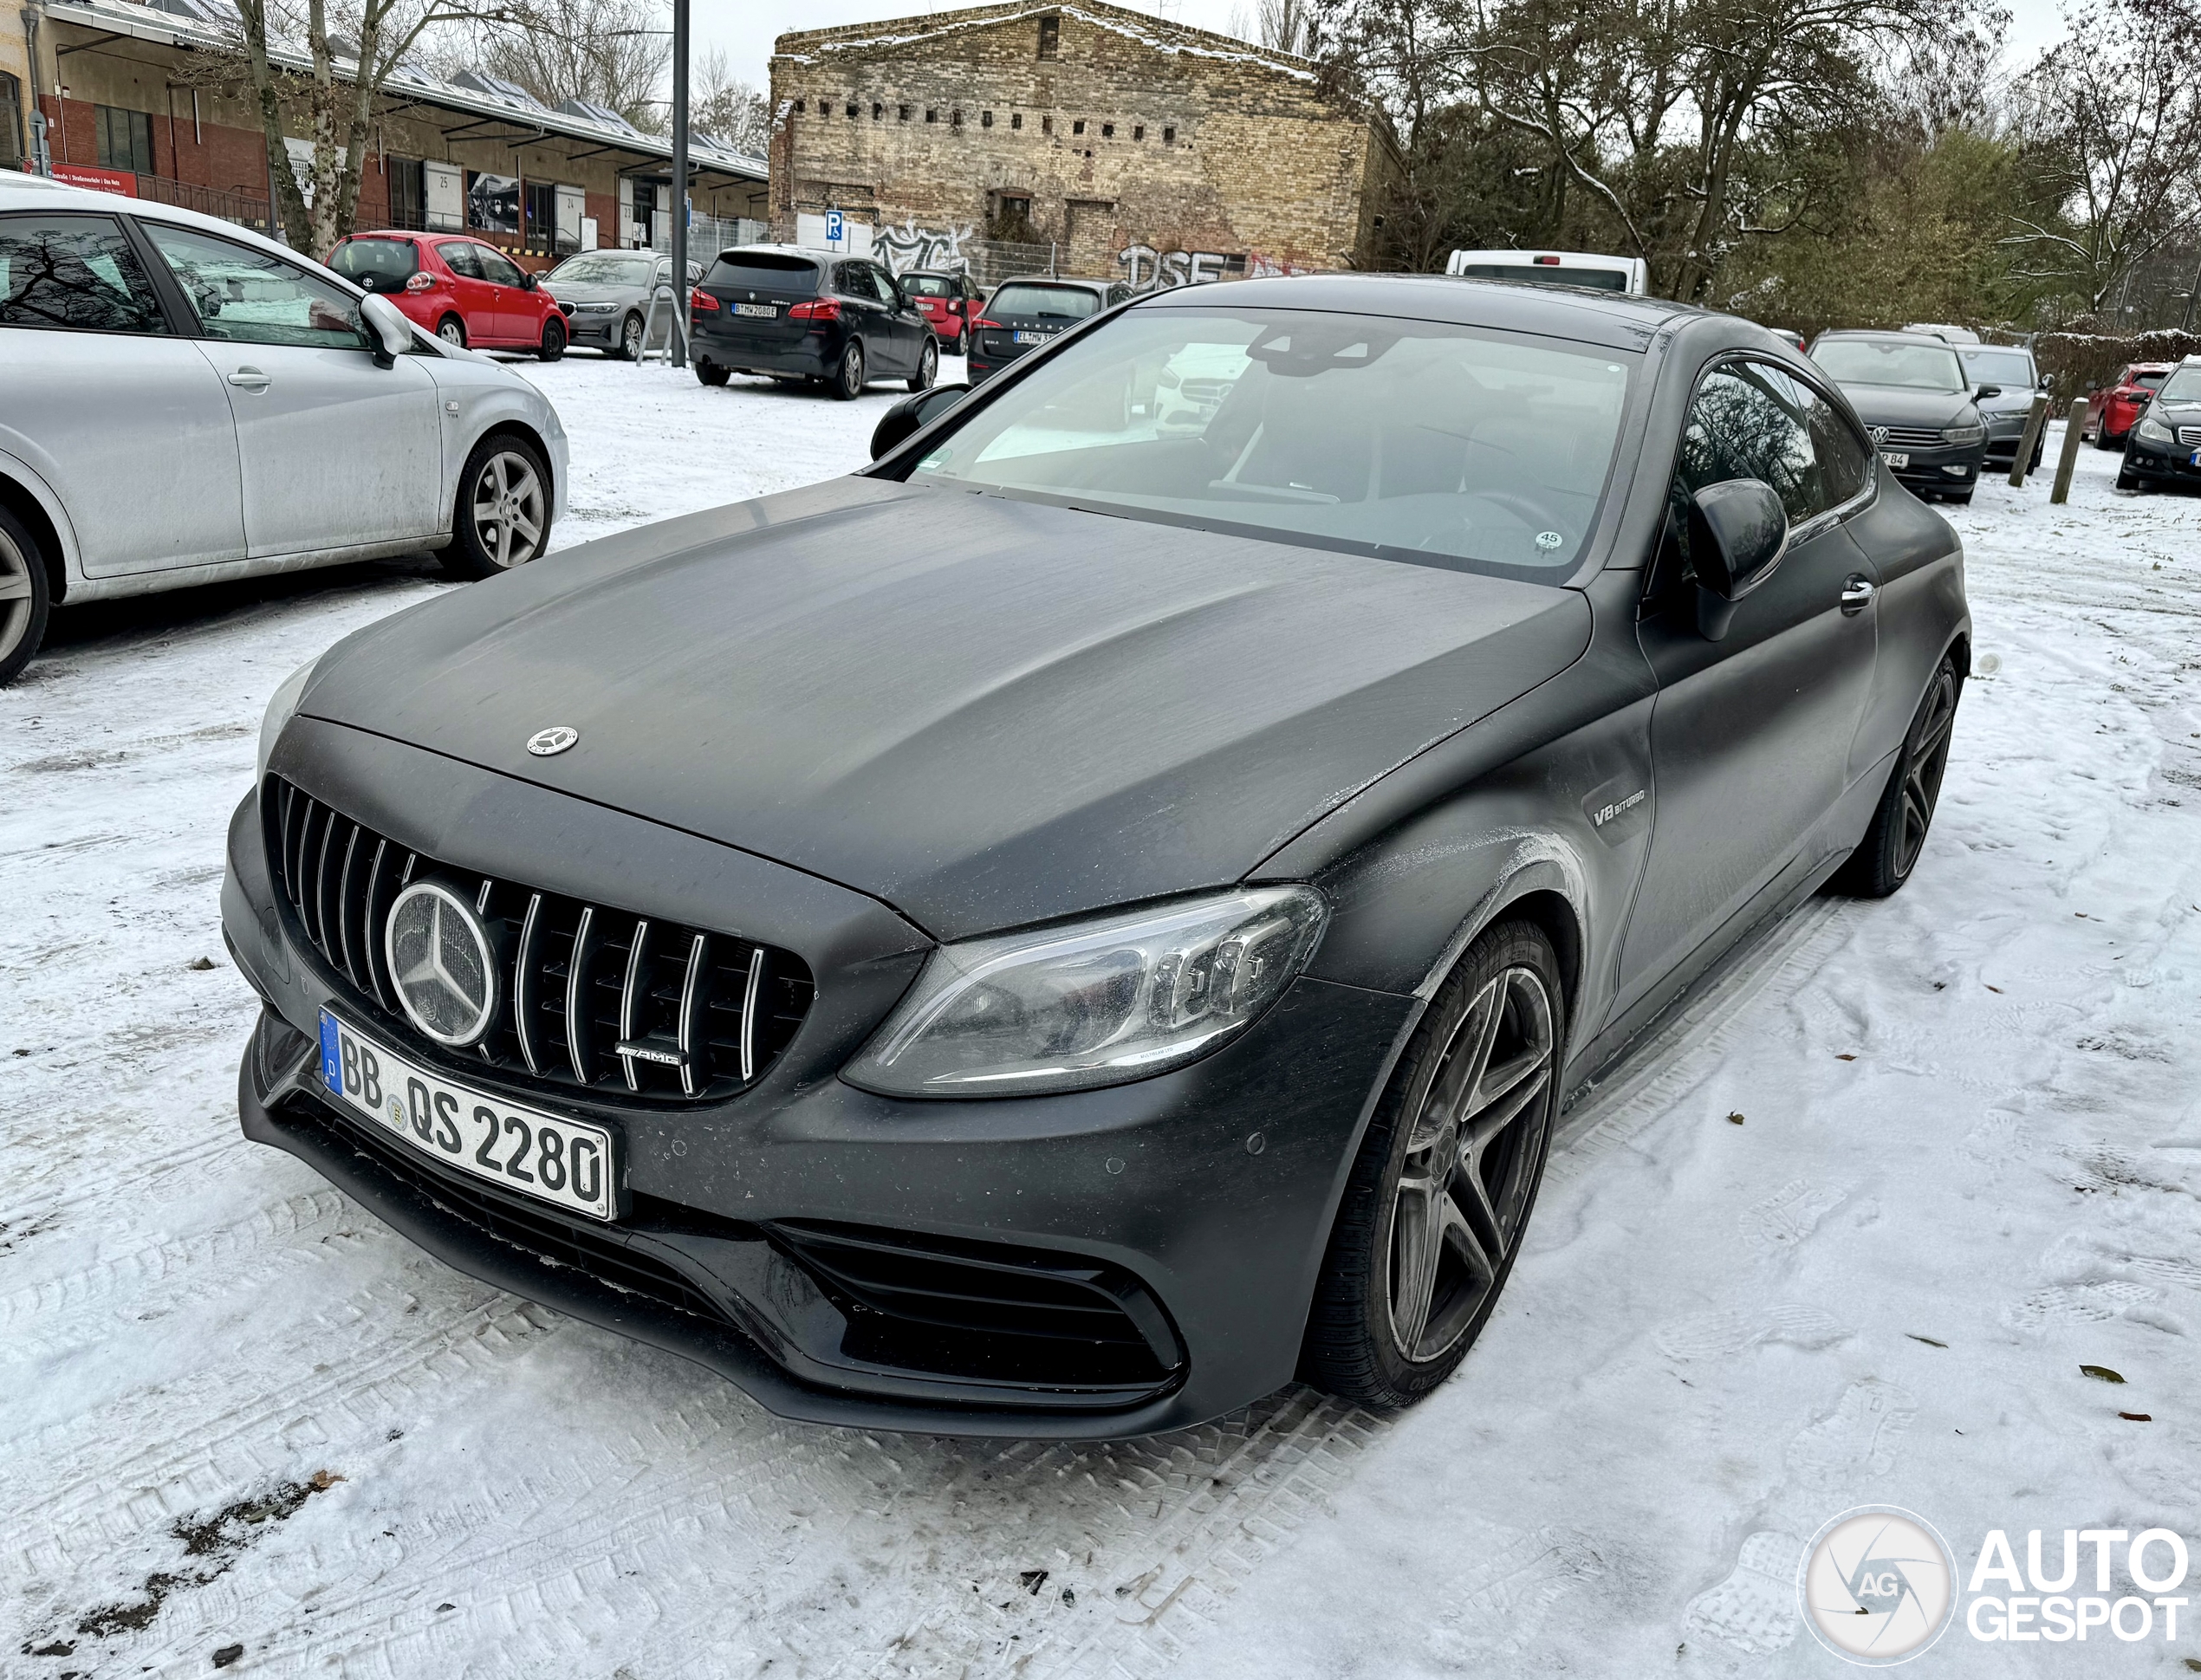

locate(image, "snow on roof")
(558, 97), (640, 133)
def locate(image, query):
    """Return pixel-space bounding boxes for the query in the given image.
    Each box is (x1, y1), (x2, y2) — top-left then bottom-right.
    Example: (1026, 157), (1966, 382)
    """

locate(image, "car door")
(0, 208), (246, 576)
(871, 264), (925, 370)
(139, 219), (443, 556)
(433, 239), (497, 342)
(473, 243), (533, 343)
(1614, 357), (1880, 1009)
(834, 261), (894, 373)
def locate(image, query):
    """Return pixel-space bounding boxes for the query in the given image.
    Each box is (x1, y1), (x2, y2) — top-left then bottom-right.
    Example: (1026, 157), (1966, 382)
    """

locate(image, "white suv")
(0, 174), (568, 684)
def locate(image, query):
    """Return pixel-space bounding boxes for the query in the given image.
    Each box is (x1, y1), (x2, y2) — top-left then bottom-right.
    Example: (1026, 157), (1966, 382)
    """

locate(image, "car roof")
(994, 274), (1115, 290)
(0, 175), (343, 272)
(1813, 329), (1959, 344)
(1131, 272), (1698, 351)
(717, 243), (828, 263)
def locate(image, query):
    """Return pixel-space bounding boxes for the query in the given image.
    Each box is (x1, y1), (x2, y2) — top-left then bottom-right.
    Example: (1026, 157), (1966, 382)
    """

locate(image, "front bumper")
(560, 308), (627, 347)
(1880, 441), (1986, 498)
(222, 736), (1415, 1436)
(2123, 431), (2201, 483)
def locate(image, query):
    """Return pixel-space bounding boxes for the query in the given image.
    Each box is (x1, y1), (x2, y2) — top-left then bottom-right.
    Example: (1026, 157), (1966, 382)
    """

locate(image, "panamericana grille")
(770, 1219), (1186, 1394)
(265, 776), (813, 1102)
(1875, 425), (1948, 449)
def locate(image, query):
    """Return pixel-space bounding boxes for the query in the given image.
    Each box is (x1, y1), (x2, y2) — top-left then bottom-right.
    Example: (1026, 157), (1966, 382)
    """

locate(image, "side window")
(871, 265), (905, 307)
(1797, 378), (1872, 506)
(475, 246), (524, 287)
(831, 262), (861, 297)
(0, 212), (168, 335)
(142, 223), (369, 351)
(1677, 360), (1827, 525)
(438, 241), (484, 281)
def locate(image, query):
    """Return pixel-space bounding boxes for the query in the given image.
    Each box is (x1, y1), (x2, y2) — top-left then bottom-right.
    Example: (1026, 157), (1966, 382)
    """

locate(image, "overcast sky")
(706, 0), (2074, 95)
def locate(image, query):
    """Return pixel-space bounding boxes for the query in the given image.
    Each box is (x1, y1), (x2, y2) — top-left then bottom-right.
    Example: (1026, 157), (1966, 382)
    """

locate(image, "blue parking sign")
(826, 209), (844, 243)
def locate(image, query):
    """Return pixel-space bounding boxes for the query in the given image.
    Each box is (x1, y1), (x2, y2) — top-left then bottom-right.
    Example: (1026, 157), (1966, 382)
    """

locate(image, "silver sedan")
(538, 250), (701, 360)
(0, 174), (568, 685)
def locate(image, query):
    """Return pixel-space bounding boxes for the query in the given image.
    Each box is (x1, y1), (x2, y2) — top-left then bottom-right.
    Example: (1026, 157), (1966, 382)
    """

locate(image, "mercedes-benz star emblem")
(385, 880), (500, 1047)
(527, 725), (579, 756)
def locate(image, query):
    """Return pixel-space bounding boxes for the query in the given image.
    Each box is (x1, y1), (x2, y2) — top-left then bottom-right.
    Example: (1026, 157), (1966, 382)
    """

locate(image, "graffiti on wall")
(875, 218), (973, 276)
(1116, 245), (1309, 293)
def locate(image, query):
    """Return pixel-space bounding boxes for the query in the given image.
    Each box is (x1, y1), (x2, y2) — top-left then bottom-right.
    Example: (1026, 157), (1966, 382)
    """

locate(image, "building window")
(925, 108), (937, 123)
(981, 110), (993, 127)
(793, 99), (806, 114)
(1133, 124), (1144, 140)
(951, 108), (962, 127)
(1072, 119), (1085, 135)
(95, 105), (156, 175)
(899, 104), (912, 121)
(0, 73), (23, 172)
(1042, 114), (1053, 134)
(1010, 112), (1023, 130)
(990, 193), (1033, 240)
(1037, 13), (1060, 57)
(387, 156), (426, 230)
(817, 99), (830, 119)
(1100, 122), (1113, 139)
(846, 102), (858, 118)
(1162, 126), (1176, 143)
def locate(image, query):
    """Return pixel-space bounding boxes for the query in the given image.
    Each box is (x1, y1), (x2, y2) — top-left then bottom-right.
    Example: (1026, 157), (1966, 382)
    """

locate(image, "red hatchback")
(2086, 361), (2172, 449)
(328, 232), (569, 358)
(898, 269), (984, 354)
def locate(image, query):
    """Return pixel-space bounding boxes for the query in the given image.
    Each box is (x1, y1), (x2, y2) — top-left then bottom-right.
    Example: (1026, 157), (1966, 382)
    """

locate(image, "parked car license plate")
(1014, 329), (1055, 344)
(2190, 449), (2201, 467)
(317, 1009), (616, 1221)
(733, 302), (776, 318)
(1880, 451), (1909, 469)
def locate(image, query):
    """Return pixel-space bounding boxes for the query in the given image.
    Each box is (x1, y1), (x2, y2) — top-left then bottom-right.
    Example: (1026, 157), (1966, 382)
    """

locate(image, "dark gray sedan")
(227, 276), (1969, 1438)
(538, 250), (700, 360)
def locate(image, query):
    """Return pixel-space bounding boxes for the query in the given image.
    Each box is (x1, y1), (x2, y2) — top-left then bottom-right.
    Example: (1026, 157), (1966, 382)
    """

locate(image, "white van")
(1445, 249), (1648, 295)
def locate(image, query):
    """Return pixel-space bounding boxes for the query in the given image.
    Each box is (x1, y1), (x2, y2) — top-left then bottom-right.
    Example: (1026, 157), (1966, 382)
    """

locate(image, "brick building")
(3, 0), (766, 267)
(768, 1), (1392, 285)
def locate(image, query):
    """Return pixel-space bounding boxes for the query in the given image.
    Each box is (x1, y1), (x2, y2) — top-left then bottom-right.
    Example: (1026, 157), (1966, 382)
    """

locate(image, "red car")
(2085, 361), (2172, 449)
(897, 269), (984, 354)
(328, 232), (569, 359)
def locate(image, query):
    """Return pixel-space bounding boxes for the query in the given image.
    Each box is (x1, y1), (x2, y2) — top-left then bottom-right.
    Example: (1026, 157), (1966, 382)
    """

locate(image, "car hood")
(300, 480), (1591, 939)
(1832, 383), (1977, 430)
(541, 281), (645, 304)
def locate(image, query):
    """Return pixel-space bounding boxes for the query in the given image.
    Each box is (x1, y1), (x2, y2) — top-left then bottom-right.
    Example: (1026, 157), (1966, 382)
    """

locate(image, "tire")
(437, 315), (466, 347)
(2029, 437), (2044, 473)
(1836, 655), (1959, 898)
(831, 340), (865, 400)
(616, 313), (644, 360)
(536, 317), (567, 362)
(1950, 490), (1974, 506)
(0, 503), (54, 688)
(908, 336), (938, 393)
(696, 360), (730, 387)
(2115, 461), (2140, 491)
(950, 328), (967, 357)
(2094, 425), (2119, 451)
(1303, 918), (1563, 1409)
(438, 434), (552, 580)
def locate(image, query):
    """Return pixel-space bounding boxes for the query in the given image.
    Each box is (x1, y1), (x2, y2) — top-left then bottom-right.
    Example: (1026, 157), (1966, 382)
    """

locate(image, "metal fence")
(133, 172), (274, 236)
(659, 214), (769, 260)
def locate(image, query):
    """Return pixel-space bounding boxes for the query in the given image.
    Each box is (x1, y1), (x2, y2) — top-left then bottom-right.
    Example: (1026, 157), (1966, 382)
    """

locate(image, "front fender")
(0, 443), (87, 595)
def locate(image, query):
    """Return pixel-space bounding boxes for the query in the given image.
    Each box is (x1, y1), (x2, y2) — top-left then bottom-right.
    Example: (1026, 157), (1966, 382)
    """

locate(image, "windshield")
(990, 282), (1101, 320)
(1811, 338), (1967, 392)
(547, 252), (655, 286)
(902, 307), (1634, 577)
(1958, 347), (2035, 388)
(328, 237), (417, 285)
(2159, 366), (2201, 402)
(902, 274), (954, 297)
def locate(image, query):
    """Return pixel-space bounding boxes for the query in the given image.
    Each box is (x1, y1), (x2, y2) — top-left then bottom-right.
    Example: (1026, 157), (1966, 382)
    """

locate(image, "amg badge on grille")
(526, 725), (579, 756)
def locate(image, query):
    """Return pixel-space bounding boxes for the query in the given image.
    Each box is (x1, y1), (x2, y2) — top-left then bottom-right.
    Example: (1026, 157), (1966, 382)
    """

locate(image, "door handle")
(1841, 574), (1876, 614)
(227, 366), (271, 392)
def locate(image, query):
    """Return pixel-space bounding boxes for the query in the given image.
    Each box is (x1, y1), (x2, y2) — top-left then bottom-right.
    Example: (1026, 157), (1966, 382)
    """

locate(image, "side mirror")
(870, 383), (972, 460)
(360, 293), (413, 366)
(1975, 384), (2001, 399)
(520, 271), (539, 290)
(1688, 479), (1789, 640)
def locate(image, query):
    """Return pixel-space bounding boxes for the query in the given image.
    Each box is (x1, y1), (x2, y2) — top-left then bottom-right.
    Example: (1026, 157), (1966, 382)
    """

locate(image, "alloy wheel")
(0, 526), (35, 665)
(840, 342), (865, 399)
(438, 317), (466, 346)
(469, 451), (547, 568)
(621, 314), (643, 358)
(1386, 965), (1555, 1362)
(1894, 666), (1958, 879)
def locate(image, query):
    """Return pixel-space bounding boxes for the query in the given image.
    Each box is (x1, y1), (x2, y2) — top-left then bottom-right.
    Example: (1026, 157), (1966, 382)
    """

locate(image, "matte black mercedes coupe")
(224, 275), (1969, 1437)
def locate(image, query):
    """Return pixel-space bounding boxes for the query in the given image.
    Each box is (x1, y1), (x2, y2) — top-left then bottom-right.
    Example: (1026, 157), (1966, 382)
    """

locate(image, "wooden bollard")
(2009, 392), (2051, 487)
(2049, 398), (2088, 505)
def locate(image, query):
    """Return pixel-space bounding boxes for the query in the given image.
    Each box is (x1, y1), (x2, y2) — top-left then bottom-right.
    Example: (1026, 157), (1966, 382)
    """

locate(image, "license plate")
(1880, 451), (1909, 469)
(317, 1010), (616, 1222)
(2190, 450), (2201, 468)
(1014, 329), (1054, 345)
(733, 302), (776, 318)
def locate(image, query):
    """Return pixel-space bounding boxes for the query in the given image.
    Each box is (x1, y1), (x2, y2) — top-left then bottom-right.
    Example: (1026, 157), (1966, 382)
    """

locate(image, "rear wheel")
(437, 315), (466, 347)
(616, 313), (644, 360)
(831, 340), (866, 400)
(0, 504), (53, 688)
(536, 317), (567, 361)
(439, 435), (551, 580)
(696, 360), (730, 386)
(1304, 919), (1562, 1409)
(949, 326), (967, 357)
(1838, 656), (1959, 898)
(908, 337), (938, 393)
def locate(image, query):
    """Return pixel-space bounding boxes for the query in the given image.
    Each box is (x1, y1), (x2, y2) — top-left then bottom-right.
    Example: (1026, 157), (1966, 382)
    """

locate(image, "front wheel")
(616, 313), (644, 360)
(439, 435), (552, 580)
(0, 503), (54, 688)
(831, 340), (865, 400)
(1837, 656), (1959, 898)
(1303, 919), (1562, 1409)
(908, 337), (938, 393)
(536, 317), (567, 362)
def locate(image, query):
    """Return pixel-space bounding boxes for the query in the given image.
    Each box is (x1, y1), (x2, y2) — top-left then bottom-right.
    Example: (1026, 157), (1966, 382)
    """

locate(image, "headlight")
(2134, 414), (2173, 444)
(256, 654), (321, 783)
(844, 886), (1328, 1098)
(1940, 424), (1986, 445)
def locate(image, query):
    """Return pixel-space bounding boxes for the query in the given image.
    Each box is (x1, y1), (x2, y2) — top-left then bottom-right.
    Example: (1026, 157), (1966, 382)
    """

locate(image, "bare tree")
(1259, 0), (1324, 55)
(691, 47), (768, 154)
(2009, 0), (2201, 314)
(471, 0), (670, 130)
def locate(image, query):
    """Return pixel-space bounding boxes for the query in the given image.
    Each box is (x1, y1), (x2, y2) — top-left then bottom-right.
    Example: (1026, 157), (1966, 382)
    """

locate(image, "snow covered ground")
(3, 361), (2198, 1677)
